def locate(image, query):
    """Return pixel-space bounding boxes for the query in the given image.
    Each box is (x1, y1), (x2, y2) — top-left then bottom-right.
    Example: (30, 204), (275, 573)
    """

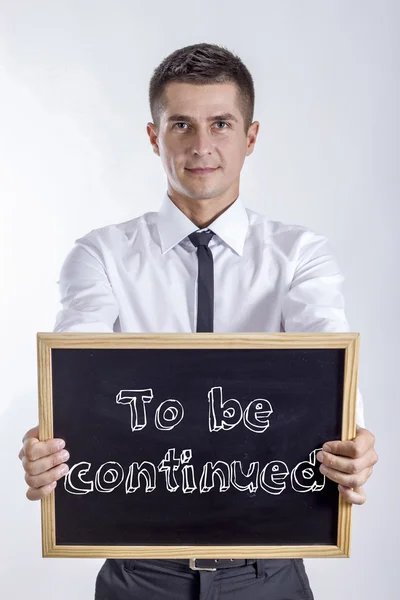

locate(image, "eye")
(173, 121), (229, 130)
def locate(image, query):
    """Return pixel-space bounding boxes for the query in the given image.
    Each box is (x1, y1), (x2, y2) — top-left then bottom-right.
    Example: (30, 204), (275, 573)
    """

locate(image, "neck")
(167, 186), (239, 229)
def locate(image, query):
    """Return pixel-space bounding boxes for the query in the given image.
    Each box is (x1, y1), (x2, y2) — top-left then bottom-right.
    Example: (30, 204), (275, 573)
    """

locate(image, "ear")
(246, 121), (260, 156)
(147, 123), (160, 156)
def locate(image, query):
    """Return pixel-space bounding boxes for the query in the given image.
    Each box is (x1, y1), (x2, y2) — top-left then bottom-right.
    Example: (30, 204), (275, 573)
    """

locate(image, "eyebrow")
(167, 112), (238, 124)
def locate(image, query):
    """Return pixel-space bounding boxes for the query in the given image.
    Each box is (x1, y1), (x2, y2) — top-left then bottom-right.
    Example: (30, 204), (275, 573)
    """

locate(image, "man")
(19, 43), (378, 599)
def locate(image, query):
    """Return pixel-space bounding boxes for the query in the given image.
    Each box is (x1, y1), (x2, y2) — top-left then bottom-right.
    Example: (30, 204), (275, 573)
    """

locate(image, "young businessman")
(19, 43), (378, 599)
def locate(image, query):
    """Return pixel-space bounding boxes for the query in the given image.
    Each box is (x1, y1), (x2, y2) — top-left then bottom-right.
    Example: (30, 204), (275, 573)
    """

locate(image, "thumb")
(22, 425), (39, 444)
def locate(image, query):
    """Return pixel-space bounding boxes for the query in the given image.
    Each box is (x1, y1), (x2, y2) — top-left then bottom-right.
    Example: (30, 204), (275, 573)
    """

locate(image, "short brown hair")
(149, 43), (255, 133)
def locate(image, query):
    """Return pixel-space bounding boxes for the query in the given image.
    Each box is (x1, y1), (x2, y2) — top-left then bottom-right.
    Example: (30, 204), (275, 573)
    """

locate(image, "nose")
(191, 130), (213, 157)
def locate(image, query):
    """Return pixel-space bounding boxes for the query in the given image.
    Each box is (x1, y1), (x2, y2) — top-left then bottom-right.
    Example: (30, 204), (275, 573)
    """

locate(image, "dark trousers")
(94, 558), (314, 599)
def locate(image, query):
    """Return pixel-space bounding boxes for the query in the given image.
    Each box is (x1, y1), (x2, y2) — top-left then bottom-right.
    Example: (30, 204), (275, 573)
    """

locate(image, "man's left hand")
(316, 426), (378, 505)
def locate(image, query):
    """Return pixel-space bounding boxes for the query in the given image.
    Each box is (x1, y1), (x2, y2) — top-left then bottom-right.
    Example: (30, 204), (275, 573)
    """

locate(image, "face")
(147, 82), (259, 205)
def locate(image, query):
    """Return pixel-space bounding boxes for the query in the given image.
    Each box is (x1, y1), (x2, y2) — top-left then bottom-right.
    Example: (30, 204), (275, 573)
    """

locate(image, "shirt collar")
(157, 191), (249, 256)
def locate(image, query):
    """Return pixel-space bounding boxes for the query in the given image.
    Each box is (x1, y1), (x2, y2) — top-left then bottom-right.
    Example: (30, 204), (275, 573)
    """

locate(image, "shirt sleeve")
(53, 233), (119, 333)
(281, 230), (365, 428)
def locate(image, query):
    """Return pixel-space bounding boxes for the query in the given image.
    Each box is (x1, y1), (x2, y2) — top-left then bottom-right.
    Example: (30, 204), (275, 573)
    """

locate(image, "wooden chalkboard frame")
(37, 332), (359, 559)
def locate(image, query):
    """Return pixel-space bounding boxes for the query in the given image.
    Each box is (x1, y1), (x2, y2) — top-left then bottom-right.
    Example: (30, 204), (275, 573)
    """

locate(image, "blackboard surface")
(51, 347), (344, 548)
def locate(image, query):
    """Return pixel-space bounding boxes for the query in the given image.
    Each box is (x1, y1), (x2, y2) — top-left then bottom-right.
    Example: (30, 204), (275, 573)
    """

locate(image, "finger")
(323, 427), (375, 459)
(316, 448), (376, 475)
(19, 426), (41, 460)
(22, 448), (70, 476)
(26, 481), (58, 501)
(338, 484), (367, 505)
(24, 461), (69, 489)
(323, 440), (359, 458)
(23, 436), (66, 462)
(22, 425), (39, 444)
(319, 464), (373, 488)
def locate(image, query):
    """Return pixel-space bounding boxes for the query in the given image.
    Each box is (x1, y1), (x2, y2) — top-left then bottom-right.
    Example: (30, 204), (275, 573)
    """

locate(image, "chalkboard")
(37, 332), (359, 559)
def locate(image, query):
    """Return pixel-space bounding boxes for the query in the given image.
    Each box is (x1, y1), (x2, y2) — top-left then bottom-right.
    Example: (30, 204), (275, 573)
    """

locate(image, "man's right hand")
(18, 426), (70, 500)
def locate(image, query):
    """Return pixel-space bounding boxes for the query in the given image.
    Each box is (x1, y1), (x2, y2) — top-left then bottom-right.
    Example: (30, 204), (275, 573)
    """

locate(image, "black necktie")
(188, 229), (215, 332)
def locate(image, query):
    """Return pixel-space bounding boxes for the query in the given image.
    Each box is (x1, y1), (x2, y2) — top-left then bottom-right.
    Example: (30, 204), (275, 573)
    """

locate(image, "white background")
(0, 1), (398, 598)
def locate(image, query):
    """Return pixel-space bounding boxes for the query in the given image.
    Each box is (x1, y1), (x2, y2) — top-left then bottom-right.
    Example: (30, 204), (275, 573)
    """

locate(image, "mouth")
(271, 474), (288, 483)
(186, 167), (219, 175)
(255, 413), (271, 424)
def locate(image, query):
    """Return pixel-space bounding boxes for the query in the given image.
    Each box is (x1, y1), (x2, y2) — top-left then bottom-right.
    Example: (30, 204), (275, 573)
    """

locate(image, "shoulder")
(245, 207), (333, 260)
(72, 210), (158, 258)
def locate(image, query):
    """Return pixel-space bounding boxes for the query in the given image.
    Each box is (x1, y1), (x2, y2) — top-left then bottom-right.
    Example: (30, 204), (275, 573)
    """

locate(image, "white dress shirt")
(54, 190), (365, 426)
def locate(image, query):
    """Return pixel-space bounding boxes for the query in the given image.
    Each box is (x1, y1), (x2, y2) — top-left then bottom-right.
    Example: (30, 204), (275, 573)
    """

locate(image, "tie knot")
(188, 229), (214, 248)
